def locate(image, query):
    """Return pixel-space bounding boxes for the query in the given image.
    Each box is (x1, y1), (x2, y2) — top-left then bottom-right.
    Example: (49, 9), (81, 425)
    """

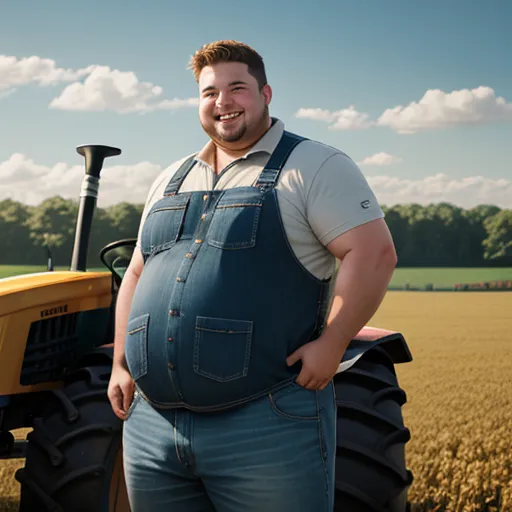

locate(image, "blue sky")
(1, 0), (511, 208)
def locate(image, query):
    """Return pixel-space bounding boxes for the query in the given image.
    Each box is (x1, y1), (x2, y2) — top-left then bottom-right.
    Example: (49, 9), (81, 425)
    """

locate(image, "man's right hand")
(108, 363), (135, 420)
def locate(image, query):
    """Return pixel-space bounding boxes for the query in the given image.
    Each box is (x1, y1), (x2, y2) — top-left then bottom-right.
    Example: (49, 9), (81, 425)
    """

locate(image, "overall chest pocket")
(141, 193), (191, 256)
(207, 188), (263, 250)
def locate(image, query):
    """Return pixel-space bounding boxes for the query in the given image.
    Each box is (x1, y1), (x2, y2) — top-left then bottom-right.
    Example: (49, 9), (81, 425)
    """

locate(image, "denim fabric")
(124, 131), (334, 411)
(123, 381), (336, 512)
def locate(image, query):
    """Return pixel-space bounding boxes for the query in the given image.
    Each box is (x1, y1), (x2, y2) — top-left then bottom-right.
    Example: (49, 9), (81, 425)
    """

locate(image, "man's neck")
(213, 117), (273, 174)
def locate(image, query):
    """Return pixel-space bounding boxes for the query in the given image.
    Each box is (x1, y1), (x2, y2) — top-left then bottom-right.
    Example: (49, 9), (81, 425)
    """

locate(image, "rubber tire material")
(16, 364), (125, 512)
(333, 346), (413, 512)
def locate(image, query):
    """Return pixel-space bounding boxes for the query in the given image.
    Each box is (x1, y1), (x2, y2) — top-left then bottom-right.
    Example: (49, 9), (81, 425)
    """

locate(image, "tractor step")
(0, 433), (28, 459)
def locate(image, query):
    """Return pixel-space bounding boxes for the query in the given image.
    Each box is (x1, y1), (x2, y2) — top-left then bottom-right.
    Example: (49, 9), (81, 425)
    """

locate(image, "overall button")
(169, 310), (180, 316)
(168, 337), (173, 342)
(203, 194), (208, 201)
(185, 253), (194, 259)
(168, 362), (175, 370)
(176, 277), (185, 282)
(201, 213), (207, 220)
(195, 239), (203, 244)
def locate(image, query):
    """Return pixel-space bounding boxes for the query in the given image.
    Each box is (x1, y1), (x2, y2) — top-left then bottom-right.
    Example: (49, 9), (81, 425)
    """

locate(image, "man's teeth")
(219, 112), (241, 120)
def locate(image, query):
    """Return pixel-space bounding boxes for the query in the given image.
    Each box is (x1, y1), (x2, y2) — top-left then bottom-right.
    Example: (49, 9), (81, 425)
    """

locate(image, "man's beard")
(202, 106), (269, 144)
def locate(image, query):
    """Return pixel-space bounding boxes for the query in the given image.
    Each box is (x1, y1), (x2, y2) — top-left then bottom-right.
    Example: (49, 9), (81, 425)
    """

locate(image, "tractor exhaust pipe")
(70, 145), (121, 271)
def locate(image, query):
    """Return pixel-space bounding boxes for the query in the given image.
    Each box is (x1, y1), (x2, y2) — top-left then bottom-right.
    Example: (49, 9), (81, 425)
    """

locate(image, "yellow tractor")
(0, 144), (414, 511)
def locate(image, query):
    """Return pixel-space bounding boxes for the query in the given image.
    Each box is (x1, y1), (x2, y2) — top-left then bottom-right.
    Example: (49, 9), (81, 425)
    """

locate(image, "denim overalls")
(124, 131), (333, 411)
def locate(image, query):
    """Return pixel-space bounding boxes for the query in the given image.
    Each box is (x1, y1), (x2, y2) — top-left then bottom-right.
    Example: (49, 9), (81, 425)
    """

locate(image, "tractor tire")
(333, 346), (413, 512)
(15, 363), (130, 512)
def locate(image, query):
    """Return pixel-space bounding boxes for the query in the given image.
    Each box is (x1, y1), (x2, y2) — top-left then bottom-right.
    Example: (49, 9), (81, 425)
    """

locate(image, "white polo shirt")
(136, 118), (385, 280)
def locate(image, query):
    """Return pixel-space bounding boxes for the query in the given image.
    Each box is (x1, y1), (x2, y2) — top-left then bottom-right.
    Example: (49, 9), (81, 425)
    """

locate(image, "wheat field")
(1, 291), (511, 511)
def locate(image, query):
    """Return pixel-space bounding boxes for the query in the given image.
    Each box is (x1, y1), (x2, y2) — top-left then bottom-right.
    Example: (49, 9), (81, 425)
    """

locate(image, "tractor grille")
(20, 313), (80, 386)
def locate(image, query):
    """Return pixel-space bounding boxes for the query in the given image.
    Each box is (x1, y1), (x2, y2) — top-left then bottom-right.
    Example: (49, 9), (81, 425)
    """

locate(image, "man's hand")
(286, 335), (348, 390)
(108, 363), (135, 420)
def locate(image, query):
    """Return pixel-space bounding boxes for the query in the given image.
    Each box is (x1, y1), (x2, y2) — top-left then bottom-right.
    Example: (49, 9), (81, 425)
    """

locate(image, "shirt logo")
(361, 200), (371, 209)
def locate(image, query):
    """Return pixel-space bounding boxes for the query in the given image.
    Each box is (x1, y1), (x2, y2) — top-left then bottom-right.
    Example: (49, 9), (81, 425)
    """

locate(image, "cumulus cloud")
(376, 86), (512, 134)
(296, 86), (512, 134)
(0, 153), (166, 207)
(358, 152), (403, 166)
(49, 66), (199, 113)
(0, 55), (198, 112)
(296, 106), (373, 130)
(0, 55), (95, 90)
(1, 154), (510, 209)
(368, 173), (512, 209)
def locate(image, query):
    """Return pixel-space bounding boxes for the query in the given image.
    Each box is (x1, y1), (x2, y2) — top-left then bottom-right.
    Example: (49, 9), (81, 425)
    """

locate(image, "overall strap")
(255, 131), (307, 192)
(164, 155), (197, 196)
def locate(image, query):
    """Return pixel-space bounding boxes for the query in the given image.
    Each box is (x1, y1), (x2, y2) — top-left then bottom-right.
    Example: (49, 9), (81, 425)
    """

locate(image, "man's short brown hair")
(188, 40), (267, 90)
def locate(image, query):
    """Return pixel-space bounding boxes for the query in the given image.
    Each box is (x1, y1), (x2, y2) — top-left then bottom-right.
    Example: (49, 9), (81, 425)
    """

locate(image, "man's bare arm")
(108, 246), (144, 419)
(322, 218), (398, 349)
(286, 218), (397, 389)
(112, 246), (144, 369)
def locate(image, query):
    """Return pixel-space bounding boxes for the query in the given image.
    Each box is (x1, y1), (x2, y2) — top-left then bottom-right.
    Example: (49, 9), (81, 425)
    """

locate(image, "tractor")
(0, 144), (414, 511)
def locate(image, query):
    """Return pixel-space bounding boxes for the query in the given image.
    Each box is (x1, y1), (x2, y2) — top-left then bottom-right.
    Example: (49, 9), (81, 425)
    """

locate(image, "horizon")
(1, 0), (511, 210)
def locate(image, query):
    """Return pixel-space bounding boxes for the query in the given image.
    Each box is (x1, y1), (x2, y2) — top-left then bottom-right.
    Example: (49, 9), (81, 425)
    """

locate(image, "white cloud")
(49, 66), (199, 113)
(368, 173), (512, 209)
(0, 55), (95, 90)
(1, 55), (198, 112)
(296, 86), (512, 134)
(376, 86), (512, 134)
(0, 153), (166, 207)
(1, 154), (510, 209)
(295, 106), (373, 130)
(358, 152), (402, 166)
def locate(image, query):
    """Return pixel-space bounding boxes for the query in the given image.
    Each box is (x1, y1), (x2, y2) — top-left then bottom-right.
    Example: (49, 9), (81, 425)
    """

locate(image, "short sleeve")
(306, 152), (385, 246)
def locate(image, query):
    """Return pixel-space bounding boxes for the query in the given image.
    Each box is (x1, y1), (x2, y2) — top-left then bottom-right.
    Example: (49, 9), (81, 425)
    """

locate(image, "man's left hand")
(286, 335), (349, 390)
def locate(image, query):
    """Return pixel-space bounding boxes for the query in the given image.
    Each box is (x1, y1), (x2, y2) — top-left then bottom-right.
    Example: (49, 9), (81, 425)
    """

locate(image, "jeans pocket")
(193, 316), (253, 382)
(124, 389), (142, 421)
(207, 188), (263, 250)
(268, 383), (320, 421)
(125, 313), (150, 381)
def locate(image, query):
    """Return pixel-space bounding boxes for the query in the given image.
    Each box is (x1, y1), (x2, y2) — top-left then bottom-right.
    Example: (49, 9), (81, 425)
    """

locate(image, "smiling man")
(108, 40), (397, 511)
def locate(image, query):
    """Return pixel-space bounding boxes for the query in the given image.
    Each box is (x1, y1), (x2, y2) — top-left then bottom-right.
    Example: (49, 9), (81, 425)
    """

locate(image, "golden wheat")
(370, 291), (512, 512)
(1, 292), (510, 511)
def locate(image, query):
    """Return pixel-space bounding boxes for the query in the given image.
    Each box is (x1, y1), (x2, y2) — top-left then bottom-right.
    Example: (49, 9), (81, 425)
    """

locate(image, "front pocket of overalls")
(142, 194), (190, 256)
(124, 313), (150, 381)
(193, 316), (253, 382)
(207, 189), (263, 249)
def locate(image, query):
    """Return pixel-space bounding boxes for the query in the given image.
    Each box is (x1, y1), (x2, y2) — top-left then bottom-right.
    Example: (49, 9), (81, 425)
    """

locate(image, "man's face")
(198, 62), (272, 148)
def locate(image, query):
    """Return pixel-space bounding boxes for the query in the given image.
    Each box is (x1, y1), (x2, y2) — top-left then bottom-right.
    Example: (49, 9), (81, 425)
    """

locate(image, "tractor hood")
(0, 271), (113, 317)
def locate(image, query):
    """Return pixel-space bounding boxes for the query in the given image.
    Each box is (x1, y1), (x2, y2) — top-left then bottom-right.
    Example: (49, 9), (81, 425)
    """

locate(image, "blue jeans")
(122, 381), (337, 511)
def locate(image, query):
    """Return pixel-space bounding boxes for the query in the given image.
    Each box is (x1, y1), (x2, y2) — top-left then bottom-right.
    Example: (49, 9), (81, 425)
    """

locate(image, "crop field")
(0, 289), (511, 511)
(2, 265), (512, 288)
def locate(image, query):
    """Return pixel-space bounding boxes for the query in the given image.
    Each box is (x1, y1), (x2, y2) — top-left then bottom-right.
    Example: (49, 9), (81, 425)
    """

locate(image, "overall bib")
(121, 131), (338, 511)
(124, 131), (332, 411)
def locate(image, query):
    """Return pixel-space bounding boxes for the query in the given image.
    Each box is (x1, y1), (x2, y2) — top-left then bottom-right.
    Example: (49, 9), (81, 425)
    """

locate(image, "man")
(107, 40), (397, 512)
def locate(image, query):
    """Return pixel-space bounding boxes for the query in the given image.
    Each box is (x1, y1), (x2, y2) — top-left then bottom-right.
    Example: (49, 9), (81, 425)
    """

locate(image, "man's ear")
(262, 84), (272, 105)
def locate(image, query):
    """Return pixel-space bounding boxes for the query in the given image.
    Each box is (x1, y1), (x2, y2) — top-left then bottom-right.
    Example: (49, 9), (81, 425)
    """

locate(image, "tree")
(0, 199), (34, 264)
(25, 197), (78, 267)
(482, 210), (512, 264)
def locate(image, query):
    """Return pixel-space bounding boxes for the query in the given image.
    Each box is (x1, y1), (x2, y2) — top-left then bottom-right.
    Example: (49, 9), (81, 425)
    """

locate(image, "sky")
(1, 0), (511, 210)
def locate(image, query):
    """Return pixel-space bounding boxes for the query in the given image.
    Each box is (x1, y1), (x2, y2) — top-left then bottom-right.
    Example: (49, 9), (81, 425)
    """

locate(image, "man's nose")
(216, 91), (232, 108)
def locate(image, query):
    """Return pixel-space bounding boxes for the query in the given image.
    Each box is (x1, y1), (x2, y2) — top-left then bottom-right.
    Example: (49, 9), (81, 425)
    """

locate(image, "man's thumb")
(286, 348), (302, 367)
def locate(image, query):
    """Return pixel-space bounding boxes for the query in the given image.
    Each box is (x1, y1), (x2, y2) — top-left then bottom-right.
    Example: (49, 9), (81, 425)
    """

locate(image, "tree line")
(0, 197), (511, 268)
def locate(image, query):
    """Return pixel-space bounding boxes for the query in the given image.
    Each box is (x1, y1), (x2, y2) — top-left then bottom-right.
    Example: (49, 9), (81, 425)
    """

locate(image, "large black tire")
(334, 346), (413, 512)
(15, 362), (130, 512)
